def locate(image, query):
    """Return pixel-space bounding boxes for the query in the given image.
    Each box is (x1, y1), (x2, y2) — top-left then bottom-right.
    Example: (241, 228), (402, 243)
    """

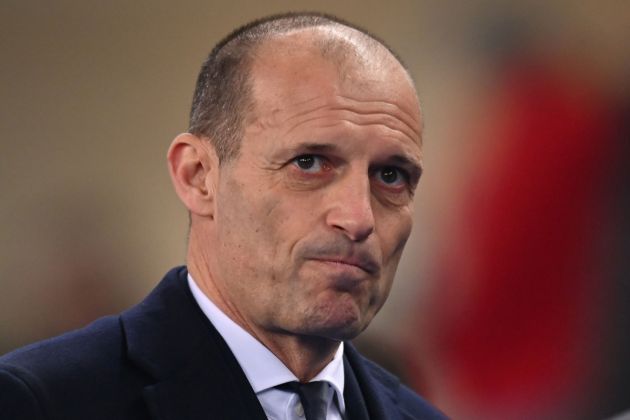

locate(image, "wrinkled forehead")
(248, 27), (422, 128)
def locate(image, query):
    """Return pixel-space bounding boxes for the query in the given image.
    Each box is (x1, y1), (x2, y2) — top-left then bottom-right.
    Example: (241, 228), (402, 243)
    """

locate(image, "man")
(0, 12), (445, 420)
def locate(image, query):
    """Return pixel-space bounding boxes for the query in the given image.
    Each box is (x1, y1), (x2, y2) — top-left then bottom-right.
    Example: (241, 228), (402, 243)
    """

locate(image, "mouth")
(310, 256), (379, 276)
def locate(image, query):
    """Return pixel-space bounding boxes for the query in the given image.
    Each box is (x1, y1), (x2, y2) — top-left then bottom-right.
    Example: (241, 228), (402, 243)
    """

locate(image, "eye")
(376, 166), (407, 188)
(292, 155), (326, 173)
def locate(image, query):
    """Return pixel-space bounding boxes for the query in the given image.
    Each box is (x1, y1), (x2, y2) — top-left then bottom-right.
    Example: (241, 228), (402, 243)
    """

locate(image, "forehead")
(247, 27), (422, 140)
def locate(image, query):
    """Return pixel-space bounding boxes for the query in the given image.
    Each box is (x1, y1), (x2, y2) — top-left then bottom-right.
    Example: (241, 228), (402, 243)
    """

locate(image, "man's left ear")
(166, 133), (218, 218)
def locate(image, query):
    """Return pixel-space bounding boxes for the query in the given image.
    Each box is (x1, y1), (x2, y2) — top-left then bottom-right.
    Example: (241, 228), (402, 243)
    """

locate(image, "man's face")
(210, 30), (423, 341)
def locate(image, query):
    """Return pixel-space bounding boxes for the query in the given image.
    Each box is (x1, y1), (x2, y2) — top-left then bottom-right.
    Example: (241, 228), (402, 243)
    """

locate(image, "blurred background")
(1, 1), (628, 418)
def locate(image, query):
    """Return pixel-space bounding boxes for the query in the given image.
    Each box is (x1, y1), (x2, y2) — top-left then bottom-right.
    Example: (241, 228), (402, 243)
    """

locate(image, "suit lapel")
(343, 355), (370, 420)
(344, 343), (403, 420)
(141, 361), (265, 420)
(121, 266), (267, 420)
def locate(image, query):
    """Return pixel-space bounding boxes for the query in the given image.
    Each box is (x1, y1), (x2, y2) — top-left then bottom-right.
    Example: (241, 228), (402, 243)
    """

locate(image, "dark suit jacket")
(0, 266), (445, 419)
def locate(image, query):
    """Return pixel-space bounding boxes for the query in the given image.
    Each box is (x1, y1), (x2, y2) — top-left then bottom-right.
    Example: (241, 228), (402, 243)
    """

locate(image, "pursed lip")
(309, 255), (379, 276)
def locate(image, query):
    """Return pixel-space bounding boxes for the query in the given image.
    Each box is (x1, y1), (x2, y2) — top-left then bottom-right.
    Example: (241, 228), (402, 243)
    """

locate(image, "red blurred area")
(407, 52), (625, 418)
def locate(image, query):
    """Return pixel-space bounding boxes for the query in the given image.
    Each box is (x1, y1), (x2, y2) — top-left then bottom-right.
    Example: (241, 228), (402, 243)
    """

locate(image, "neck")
(254, 332), (340, 382)
(186, 233), (340, 382)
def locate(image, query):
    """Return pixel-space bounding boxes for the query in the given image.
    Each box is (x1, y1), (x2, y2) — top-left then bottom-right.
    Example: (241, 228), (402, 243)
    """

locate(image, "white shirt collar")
(187, 273), (345, 412)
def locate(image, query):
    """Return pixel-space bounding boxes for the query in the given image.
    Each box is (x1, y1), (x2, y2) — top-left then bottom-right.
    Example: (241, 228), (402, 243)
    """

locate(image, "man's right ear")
(167, 133), (218, 218)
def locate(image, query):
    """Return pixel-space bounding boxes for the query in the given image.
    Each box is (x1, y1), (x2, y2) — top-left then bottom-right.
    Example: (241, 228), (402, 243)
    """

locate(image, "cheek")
(228, 189), (303, 269)
(257, 188), (322, 242)
(220, 172), (324, 267)
(377, 206), (414, 261)
(216, 180), (277, 267)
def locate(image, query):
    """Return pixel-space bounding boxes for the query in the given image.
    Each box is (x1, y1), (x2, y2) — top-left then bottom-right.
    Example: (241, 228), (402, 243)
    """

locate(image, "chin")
(326, 325), (365, 341)
(309, 320), (363, 341)
(302, 300), (374, 341)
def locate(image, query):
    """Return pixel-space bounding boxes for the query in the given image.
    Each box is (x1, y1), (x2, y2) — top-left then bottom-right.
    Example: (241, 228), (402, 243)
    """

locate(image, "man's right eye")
(292, 155), (326, 173)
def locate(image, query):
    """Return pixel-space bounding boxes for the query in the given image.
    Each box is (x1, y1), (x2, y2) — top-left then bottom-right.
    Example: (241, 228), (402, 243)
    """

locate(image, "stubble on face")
(213, 158), (383, 341)
(200, 27), (422, 349)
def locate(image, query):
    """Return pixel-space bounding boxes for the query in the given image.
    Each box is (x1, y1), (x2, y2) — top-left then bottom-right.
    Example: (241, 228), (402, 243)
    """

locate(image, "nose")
(325, 172), (375, 242)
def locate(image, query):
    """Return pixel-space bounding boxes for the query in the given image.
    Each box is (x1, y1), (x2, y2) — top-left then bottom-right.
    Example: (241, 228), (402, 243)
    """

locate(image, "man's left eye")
(377, 167), (407, 187)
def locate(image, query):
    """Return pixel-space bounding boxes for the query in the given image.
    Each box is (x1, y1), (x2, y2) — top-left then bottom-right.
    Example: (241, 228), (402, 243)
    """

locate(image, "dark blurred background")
(1, 1), (628, 418)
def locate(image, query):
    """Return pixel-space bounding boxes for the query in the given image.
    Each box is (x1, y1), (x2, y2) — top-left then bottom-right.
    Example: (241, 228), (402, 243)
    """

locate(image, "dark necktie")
(278, 381), (329, 420)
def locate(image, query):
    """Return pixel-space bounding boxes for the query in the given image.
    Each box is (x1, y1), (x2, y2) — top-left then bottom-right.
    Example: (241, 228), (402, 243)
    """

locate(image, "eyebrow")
(297, 142), (340, 153)
(387, 154), (423, 181)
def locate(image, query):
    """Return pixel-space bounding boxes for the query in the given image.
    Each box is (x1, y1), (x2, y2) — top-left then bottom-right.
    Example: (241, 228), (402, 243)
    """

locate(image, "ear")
(167, 133), (218, 218)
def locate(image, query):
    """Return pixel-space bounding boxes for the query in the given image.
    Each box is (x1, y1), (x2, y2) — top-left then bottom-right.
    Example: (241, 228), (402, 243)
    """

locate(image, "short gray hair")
(188, 12), (408, 163)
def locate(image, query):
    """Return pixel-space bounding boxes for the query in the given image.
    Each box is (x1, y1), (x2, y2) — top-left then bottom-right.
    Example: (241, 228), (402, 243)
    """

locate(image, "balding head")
(188, 12), (416, 163)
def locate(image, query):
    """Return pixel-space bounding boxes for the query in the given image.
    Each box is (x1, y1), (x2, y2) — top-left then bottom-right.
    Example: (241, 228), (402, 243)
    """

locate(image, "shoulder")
(0, 315), (123, 378)
(0, 267), (187, 419)
(365, 357), (446, 419)
(0, 364), (47, 419)
(346, 345), (447, 419)
(0, 315), (144, 418)
(396, 382), (447, 419)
